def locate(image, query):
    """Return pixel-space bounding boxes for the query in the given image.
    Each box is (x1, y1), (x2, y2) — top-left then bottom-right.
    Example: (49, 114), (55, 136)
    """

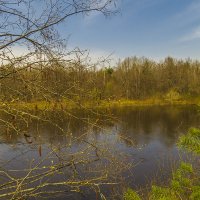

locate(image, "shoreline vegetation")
(2, 97), (200, 111)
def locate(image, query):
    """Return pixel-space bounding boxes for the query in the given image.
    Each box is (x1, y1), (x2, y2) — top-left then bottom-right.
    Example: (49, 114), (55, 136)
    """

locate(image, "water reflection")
(0, 105), (199, 199)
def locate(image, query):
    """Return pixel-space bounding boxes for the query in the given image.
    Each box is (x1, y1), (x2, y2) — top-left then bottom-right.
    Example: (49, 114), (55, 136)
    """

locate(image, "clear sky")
(58, 0), (200, 63)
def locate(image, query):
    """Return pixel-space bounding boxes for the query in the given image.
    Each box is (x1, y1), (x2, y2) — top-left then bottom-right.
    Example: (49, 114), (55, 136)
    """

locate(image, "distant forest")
(1, 56), (200, 102)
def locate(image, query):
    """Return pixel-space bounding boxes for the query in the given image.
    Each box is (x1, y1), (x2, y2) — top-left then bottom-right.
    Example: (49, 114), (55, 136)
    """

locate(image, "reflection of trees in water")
(0, 109), (115, 145)
(114, 106), (200, 147)
(0, 106), (199, 199)
(1, 106), (199, 148)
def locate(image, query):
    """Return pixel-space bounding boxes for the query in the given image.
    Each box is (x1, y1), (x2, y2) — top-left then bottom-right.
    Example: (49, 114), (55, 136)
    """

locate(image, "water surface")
(0, 105), (199, 199)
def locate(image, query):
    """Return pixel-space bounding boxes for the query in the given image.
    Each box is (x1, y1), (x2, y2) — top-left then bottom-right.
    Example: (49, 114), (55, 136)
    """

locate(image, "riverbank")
(98, 98), (200, 108)
(0, 97), (199, 111)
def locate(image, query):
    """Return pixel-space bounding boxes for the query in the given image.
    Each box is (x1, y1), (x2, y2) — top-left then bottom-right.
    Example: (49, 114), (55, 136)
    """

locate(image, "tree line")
(1, 56), (200, 103)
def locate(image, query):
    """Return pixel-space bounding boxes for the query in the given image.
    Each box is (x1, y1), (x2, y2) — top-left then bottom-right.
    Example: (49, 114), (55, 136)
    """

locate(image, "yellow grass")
(0, 97), (199, 111)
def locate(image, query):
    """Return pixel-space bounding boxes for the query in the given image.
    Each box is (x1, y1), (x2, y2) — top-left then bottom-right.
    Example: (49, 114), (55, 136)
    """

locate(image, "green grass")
(178, 128), (200, 154)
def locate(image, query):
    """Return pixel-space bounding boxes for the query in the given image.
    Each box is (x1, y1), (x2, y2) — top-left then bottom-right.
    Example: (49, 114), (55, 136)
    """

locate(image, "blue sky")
(57, 0), (200, 63)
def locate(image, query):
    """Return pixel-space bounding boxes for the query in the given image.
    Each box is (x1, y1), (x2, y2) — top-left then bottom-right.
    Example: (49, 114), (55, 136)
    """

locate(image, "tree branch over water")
(0, 0), (123, 199)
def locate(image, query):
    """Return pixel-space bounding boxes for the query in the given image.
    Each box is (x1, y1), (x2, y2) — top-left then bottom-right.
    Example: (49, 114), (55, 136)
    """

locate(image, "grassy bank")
(0, 97), (199, 111)
(98, 97), (200, 108)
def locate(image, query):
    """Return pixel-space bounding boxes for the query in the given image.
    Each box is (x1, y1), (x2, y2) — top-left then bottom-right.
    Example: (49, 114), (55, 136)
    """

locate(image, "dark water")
(0, 105), (199, 199)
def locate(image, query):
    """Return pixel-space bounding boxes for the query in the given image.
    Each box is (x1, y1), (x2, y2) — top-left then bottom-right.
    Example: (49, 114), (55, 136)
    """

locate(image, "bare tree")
(0, 1), (125, 199)
(0, 0), (117, 79)
(0, 1), (116, 48)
